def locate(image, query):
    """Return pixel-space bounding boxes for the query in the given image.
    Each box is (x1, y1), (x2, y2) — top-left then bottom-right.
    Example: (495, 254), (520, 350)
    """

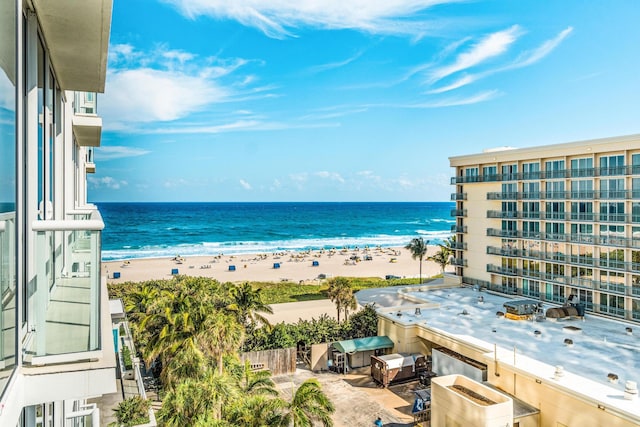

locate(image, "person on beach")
(374, 416), (383, 427)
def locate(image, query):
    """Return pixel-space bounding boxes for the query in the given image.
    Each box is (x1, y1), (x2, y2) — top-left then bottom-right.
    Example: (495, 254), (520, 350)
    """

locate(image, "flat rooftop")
(357, 283), (640, 419)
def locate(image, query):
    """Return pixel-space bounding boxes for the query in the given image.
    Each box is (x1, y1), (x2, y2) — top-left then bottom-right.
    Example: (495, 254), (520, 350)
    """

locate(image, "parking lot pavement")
(274, 367), (418, 427)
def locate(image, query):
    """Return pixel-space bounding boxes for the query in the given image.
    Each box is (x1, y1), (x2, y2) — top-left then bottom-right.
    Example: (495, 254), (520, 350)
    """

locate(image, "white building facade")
(0, 0), (116, 425)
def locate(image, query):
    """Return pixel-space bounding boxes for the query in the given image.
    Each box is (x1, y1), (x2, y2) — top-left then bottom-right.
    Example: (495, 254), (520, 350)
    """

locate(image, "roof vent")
(415, 307), (421, 316)
(624, 381), (638, 401)
(608, 373), (619, 384)
(626, 327), (633, 336)
(564, 338), (574, 347)
(534, 330), (541, 338)
(554, 365), (565, 380)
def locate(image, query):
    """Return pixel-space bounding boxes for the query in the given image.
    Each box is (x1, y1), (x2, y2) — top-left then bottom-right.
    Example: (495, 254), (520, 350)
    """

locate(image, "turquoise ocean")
(97, 202), (455, 262)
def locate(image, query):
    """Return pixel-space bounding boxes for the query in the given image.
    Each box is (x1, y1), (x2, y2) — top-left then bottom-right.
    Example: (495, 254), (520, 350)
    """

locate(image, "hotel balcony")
(450, 192), (467, 201)
(72, 92), (102, 147)
(452, 165), (640, 185)
(24, 209), (105, 365)
(0, 211), (16, 388)
(451, 225), (467, 233)
(86, 148), (96, 174)
(450, 241), (467, 250)
(34, 0), (112, 93)
(450, 257), (467, 267)
(450, 209), (467, 217)
(485, 228), (640, 249)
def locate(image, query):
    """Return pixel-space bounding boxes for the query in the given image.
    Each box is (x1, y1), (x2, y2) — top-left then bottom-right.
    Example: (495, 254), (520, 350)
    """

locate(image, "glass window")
(501, 164), (517, 180)
(571, 157), (593, 170)
(0, 0), (17, 395)
(483, 165), (497, 181)
(600, 155), (625, 175)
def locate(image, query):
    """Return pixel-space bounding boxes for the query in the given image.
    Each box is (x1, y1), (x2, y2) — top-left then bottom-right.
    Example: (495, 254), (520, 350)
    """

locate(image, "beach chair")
(229, 265), (236, 271)
(113, 272), (121, 279)
(312, 260), (319, 267)
(171, 268), (179, 275)
(273, 262), (280, 269)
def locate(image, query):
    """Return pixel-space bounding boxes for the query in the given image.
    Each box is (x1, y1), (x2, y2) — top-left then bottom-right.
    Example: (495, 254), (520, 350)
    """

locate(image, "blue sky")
(92, 0), (640, 202)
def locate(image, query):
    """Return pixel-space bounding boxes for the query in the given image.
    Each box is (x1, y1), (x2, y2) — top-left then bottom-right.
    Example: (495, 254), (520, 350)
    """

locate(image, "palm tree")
(200, 311), (245, 375)
(405, 237), (429, 283)
(226, 282), (274, 327)
(158, 370), (238, 425)
(428, 249), (449, 273)
(274, 378), (335, 427)
(326, 277), (355, 323)
(237, 361), (278, 397)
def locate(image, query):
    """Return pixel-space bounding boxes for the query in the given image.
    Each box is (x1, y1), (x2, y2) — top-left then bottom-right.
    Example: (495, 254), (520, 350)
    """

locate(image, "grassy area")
(252, 275), (440, 304)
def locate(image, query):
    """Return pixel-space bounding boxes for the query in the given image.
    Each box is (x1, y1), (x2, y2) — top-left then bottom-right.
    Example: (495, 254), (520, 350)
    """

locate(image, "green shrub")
(113, 396), (150, 426)
(122, 345), (133, 370)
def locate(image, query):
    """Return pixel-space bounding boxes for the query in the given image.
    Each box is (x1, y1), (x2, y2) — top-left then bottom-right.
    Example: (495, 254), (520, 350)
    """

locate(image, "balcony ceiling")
(32, 0), (113, 93)
(73, 115), (102, 147)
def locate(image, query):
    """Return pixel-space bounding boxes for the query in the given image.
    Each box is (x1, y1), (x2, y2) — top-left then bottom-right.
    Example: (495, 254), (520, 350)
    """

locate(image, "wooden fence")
(241, 347), (297, 376)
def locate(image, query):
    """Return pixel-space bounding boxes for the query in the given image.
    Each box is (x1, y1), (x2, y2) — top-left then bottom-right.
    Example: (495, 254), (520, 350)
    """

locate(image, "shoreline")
(104, 245), (446, 285)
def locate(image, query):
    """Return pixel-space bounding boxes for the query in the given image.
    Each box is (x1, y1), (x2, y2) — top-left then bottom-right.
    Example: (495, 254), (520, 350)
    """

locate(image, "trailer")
(370, 353), (428, 387)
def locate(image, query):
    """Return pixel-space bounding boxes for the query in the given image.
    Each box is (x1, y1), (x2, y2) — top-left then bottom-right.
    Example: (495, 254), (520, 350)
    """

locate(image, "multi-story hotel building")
(0, 0), (116, 425)
(449, 134), (640, 324)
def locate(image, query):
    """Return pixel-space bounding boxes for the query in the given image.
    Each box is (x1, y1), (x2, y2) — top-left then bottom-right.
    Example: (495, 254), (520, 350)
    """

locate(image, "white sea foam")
(101, 232), (454, 261)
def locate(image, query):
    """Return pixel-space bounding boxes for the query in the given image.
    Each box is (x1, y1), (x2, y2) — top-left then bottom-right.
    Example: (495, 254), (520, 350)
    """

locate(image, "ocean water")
(97, 202), (455, 261)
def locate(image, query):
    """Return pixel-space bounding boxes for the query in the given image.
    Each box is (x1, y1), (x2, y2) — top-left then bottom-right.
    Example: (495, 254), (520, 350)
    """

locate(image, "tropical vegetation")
(405, 237), (429, 283)
(108, 273), (440, 425)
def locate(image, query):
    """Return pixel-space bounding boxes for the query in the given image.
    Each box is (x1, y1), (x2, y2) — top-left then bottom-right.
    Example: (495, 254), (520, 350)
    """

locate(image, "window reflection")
(0, 0), (17, 397)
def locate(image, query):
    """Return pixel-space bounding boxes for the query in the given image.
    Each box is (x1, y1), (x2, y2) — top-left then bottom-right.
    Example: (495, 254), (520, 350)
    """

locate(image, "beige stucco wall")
(380, 317), (640, 427)
(431, 375), (512, 427)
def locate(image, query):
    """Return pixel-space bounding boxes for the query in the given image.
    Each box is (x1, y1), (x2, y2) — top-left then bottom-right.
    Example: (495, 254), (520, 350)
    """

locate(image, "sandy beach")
(104, 245), (444, 285)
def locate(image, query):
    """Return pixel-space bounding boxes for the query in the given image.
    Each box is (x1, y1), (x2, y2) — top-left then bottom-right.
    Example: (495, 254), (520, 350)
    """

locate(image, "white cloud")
(163, 178), (189, 188)
(239, 179), (252, 190)
(161, 0), (460, 39)
(409, 90), (501, 108)
(308, 51), (364, 74)
(510, 26), (573, 69)
(101, 45), (256, 130)
(102, 68), (228, 126)
(96, 146), (151, 161)
(88, 176), (128, 190)
(315, 171), (345, 183)
(430, 25), (522, 82)
(0, 73), (15, 111)
(428, 27), (573, 93)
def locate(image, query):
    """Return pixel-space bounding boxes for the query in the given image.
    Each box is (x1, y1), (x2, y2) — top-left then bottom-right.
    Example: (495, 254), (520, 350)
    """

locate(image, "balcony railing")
(451, 225), (467, 233)
(597, 282), (627, 295)
(451, 165), (640, 185)
(569, 191), (595, 199)
(450, 241), (467, 250)
(450, 193), (467, 201)
(451, 209), (467, 217)
(0, 211), (17, 391)
(596, 190), (631, 199)
(597, 304), (627, 318)
(24, 209), (104, 365)
(450, 257), (467, 267)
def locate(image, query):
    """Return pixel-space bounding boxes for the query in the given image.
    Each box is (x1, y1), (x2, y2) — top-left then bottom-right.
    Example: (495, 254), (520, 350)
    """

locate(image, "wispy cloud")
(408, 90), (501, 108)
(298, 106), (368, 121)
(239, 179), (252, 190)
(96, 146), (151, 160)
(307, 51), (364, 74)
(428, 27), (573, 93)
(88, 176), (128, 190)
(101, 44), (260, 130)
(429, 25), (522, 83)
(161, 0), (461, 39)
(315, 171), (345, 183)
